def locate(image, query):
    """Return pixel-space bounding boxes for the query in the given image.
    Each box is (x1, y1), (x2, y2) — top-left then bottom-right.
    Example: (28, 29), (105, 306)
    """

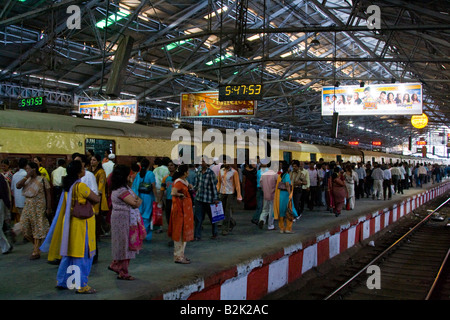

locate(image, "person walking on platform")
(33, 156), (50, 182)
(251, 162), (268, 225)
(109, 165), (142, 280)
(0, 174), (12, 254)
(168, 165), (194, 264)
(131, 158), (157, 242)
(331, 169), (347, 217)
(344, 165), (357, 210)
(418, 163), (427, 187)
(371, 163), (384, 200)
(382, 165), (392, 200)
(10, 158), (27, 224)
(290, 160), (307, 218)
(51, 159), (67, 216)
(40, 160), (100, 293)
(160, 160), (177, 231)
(259, 162), (278, 230)
(355, 162), (366, 199)
(16, 162), (51, 260)
(274, 162), (297, 233)
(217, 158), (242, 236)
(193, 157), (219, 240)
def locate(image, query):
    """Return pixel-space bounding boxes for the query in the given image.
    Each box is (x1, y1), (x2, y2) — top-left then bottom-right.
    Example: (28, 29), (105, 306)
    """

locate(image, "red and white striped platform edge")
(162, 182), (450, 300)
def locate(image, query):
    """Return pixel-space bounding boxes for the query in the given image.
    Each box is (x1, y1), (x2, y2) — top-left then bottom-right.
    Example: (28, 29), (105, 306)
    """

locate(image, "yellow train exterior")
(0, 109), (435, 167)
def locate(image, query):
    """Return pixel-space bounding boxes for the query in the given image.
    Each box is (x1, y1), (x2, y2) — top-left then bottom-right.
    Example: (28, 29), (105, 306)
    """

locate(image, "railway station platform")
(0, 180), (449, 301)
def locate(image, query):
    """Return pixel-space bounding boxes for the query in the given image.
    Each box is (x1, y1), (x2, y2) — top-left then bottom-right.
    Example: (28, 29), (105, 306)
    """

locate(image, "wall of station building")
(159, 182), (450, 300)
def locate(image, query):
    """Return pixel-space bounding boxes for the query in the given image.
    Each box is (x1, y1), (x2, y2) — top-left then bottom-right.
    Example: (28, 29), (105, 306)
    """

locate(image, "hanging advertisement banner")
(78, 100), (138, 123)
(321, 83), (422, 116)
(180, 91), (256, 118)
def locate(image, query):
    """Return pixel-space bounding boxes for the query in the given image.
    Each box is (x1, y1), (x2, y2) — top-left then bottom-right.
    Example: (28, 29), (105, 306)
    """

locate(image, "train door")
(310, 153), (317, 162)
(336, 155), (342, 163)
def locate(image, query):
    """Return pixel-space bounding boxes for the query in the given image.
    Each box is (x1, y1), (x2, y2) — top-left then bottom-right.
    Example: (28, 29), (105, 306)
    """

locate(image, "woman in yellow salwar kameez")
(273, 162), (298, 233)
(41, 160), (99, 294)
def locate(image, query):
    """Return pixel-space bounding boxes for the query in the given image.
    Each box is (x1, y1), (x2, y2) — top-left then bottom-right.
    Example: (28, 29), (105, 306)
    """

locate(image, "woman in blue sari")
(41, 160), (99, 294)
(131, 158), (157, 241)
(274, 162), (298, 233)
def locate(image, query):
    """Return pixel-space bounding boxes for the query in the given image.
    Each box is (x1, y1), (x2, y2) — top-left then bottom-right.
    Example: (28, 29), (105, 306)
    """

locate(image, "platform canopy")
(0, 0), (448, 149)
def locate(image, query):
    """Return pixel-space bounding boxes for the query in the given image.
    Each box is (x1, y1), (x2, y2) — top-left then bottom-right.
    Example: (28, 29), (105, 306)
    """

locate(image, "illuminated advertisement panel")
(78, 100), (138, 123)
(321, 83), (422, 116)
(180, 91), (256, 118)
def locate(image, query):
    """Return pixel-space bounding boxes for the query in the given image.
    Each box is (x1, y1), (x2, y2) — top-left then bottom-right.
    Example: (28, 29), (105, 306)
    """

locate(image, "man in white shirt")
(383, 164), (392, 200)
(51, 159), (67, 212)
(102, 153), (115, 178)
(259, 164), (278, 230)
(11, 158), (28, 220)
(73, 153), (98, 195)
(307, 162), (319, 211)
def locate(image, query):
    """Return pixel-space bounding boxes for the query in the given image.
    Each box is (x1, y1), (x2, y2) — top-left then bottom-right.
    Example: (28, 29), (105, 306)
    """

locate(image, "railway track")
(265, 195), (450, 300)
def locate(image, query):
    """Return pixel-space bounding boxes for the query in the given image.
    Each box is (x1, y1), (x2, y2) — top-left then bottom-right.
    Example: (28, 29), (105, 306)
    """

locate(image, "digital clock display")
(218, 84), (263, 101)
(18, 96), (45, 109)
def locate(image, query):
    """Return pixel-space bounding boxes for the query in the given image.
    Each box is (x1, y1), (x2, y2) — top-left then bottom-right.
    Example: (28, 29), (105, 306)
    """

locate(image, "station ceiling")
(0, 0), (449, 149)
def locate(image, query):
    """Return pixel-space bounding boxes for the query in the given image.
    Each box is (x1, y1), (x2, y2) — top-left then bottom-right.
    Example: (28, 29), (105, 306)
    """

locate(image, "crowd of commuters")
(0, 152), (449, 294)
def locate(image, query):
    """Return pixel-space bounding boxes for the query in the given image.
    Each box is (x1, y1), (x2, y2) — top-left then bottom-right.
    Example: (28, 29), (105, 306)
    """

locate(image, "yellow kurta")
(47, 183), (96, 261)
(93, 168), (109, 213)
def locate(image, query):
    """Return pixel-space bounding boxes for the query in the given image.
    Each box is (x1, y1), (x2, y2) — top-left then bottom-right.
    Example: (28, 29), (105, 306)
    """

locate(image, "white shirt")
(102, 160), (114, 178)
(81, 170), (98, 195)
(308, 169), (318, 186)
(11, 169), (27, 208)
(51, 166), (67, 187)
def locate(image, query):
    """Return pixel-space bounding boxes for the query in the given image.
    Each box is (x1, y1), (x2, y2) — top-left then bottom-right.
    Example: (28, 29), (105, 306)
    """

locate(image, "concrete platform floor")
(0, 179), (448, 300)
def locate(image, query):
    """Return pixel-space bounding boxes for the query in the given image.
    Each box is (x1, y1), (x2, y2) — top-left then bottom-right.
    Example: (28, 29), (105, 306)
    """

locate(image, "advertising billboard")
(78, 100), (138, 123)
(180, 91), (256, 118)
(321, 83), (422, 116)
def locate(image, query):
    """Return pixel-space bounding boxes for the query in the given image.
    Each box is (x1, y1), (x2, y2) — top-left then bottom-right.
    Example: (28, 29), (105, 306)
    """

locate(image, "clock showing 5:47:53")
(18, 96), (45, 108)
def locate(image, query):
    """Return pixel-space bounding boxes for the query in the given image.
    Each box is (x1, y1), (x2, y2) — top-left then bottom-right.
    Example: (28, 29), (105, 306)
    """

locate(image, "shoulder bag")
(71, 182), (94, 219)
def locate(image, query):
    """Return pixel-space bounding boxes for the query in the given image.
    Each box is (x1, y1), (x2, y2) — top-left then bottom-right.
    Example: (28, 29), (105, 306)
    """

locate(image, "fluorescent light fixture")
(247, 34), (261, 41)
(162, 39), (192, 51)
(205, 52), (232, 65)
(280, 51), (293, 58)
(96, 9), (130, 29)
(203, 6), (228, 19)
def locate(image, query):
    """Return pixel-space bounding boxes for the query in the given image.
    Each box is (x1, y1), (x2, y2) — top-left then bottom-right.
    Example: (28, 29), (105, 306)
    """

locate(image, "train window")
(336, 155), (342, 163)
(381, 157), (385, 164)
(310, 153), (317, 162)
(178, 145), (198, 164)
(85, 138), (115, 161)
(283, 152), (292, 164)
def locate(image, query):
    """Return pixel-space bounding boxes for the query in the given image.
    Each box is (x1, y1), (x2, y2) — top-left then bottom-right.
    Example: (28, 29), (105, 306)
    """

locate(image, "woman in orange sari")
(168, 164), (194, 264)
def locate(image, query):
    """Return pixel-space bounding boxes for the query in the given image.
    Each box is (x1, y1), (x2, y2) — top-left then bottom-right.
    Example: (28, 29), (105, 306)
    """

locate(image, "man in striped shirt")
(194, 157), (219, 240)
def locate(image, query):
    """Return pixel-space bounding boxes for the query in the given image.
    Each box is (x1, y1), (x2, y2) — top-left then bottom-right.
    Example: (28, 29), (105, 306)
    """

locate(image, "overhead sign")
(411, 113), (428, 129)
(78, 100), (138, 123)
(321, 82), (423, 116)
(180, 91), (256, 118)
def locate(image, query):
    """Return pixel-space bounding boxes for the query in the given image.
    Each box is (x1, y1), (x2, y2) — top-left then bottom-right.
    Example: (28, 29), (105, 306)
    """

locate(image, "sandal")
(117, 275), (135, 280)
(108, 266), (119, 274)
(174, 258), (191, 264)
(29, 253), (40, 260)
(76, 286), (96, 294)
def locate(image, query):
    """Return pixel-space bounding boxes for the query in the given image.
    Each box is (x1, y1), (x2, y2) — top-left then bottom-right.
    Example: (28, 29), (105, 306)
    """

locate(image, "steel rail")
(425, 248), (450, 300)
(324, 196), (450, 300)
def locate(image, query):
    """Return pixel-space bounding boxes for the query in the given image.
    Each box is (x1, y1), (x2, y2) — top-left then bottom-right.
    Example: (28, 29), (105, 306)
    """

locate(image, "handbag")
(71, 183), (94, 219)
(152, 202), (163, 227)
(129, 210), (146, 251)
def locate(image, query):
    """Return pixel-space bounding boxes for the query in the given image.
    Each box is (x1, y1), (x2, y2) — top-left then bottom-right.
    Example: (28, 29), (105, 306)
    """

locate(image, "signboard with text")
(321, 83), (422, 116)
(78, 100), (138, 123)
(180, 91), (256, 118)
